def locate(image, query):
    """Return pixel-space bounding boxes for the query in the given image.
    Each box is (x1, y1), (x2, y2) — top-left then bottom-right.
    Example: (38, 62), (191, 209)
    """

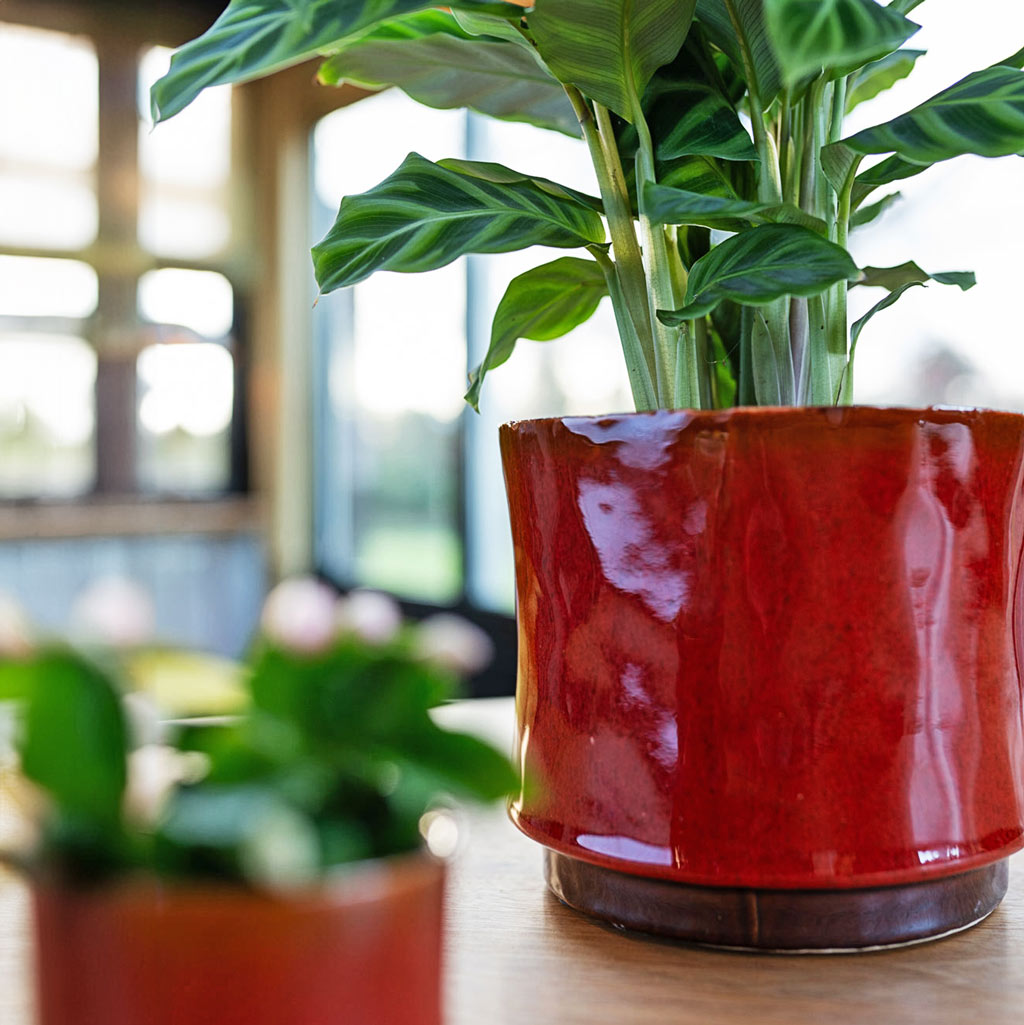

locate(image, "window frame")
(0, 0), (254, 524)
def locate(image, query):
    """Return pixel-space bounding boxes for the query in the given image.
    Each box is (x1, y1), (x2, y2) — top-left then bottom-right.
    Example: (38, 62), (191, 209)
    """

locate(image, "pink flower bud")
(336, 589), (402, 645)
(414, 614), (493, 675)
(260, 576), (339, 654)
(71, 577), (156, 648)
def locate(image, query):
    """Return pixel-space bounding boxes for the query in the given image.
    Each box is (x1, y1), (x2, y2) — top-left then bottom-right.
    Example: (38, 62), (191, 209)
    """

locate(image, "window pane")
(138, 194), (231, 260)
(0, 334), (96, 497)
(136, 343), (234, 494)
(463, 117), (632, 613)
(0, 174), (98, 253)
(0, 25), (98, 251)
(138, 46), (231, 258)
(0, 256), (98, 319)
(138, 269), (234, 339)
(313, 95), (466, 603)
(0, 25), (98, 171)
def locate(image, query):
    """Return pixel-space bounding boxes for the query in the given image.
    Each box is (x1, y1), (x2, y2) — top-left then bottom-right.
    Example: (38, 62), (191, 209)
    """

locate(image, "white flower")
(123, 745), (207, 827)
(71, 577), (156, 648)
(414, 614), (493, 675)
(0, 593), (32, 657)
(336, 589), (402, 645)
(260, 576), (339, 654)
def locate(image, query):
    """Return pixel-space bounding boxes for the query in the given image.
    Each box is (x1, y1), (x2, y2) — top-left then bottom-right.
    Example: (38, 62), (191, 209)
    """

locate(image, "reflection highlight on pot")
(576, 834), (672, 868)
(577, 478), (691, 623)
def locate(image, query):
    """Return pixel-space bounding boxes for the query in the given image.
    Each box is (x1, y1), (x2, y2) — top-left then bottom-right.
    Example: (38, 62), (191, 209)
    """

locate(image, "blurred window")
(0, 17), (246, 501)
(311, 94), (631, 614)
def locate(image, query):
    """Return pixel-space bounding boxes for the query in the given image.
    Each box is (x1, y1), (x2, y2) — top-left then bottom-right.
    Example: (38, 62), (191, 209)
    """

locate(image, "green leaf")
(466, 257), (608, 410)
(311, 153), (606, 294)
(819, 140), (862, 194)
(317, 11), (577, 136)
(643, 183), (826, 233)
(850, 280), (923, 347)
(150, 0), (510, 122)
(530, 0), (696, 121)
(20, 651), (128, 828)
(764, 0), (919, 87)
(0, 660), (34, 701)
(434, 158), (603, 211)
(451, 7), (531, 44)
(850, 152), (928, 207)
(888, 0), (927, 13)
(393, 725), (518, 802)
(696, 0), (783, 105)
(993, 46), (1024, 72)
(850, 191), (901, 228)
(659, 223), (860, 322)
(655, 82), (758, 162)
(847, 49), (925, 112)
(856, 261), (976, 291)
(843, 65), (1024, 164)
(660, 155), (745, 199)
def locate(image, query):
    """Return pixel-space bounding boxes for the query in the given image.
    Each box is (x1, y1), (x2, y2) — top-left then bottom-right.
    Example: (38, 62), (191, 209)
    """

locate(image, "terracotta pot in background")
(34, 852), (444, 1025)
(501, 408), (1024, 950)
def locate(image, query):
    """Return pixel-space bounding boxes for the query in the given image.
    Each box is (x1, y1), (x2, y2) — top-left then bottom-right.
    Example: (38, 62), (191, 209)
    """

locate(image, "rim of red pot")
(500, 404), (1024, 431)
(30, 846), (445, 909)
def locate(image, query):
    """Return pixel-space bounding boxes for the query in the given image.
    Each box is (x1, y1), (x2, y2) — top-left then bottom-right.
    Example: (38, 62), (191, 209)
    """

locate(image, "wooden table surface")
(3, 697), (1023, 1024)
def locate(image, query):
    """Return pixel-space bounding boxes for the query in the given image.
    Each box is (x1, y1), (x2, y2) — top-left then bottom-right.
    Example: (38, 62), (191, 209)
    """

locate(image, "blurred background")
(0, 0), (1022, 694)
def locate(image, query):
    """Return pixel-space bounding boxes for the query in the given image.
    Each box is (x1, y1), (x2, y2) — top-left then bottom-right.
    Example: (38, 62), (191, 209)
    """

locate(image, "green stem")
(613, 100), (697, 408)
(694, 316), (713, 408)
(723, 0), (781, 204)
(833, 164), (858, 405)
(829, 75), (849, 144)
(564, 86), (657, 397)
(591, 247), (657, 410)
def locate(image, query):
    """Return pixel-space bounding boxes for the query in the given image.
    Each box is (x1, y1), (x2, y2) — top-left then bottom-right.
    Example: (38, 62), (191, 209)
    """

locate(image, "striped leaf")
(466, 257), (608, 410)
(530, 0), (696, 121)
(317, 11), (577, 136)
(888, 0), (927, 13)
(847, 49), (925, 112)
(856, 262), (976, 291)
(764, 0), (919, 86)
(696, 0), (783, 105)
(151, 0), (517, 122)
(656, 82), (758, 162)
(644, 183), (826, 233)
(660, 155), (747, 199)
(311, 154), (606, 294)
(658, 223), (859, 322)
(843, 66), (1024, 164)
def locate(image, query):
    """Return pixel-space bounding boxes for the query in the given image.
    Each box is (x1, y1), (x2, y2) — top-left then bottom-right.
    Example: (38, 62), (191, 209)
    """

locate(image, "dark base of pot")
(545, 851), (1009, 952)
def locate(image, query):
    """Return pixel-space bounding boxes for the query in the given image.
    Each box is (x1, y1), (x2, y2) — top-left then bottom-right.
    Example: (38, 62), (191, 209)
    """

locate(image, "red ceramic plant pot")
(33, 852), (444, 1025)
(501, 407), (1024, 950)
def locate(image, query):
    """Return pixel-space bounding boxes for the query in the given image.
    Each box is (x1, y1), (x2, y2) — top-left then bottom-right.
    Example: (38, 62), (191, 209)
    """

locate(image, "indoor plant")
(0, 580), (515, 1023)
(152, 1), (1024, 949)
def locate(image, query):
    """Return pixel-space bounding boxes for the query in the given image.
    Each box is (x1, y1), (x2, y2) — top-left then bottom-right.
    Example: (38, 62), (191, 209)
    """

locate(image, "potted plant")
(152, 1), (1024, 949)
(0, 579), (515, 1023)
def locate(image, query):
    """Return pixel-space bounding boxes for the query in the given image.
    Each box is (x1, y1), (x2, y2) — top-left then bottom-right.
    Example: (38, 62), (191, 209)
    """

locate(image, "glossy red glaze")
(33, 853), (444, 1025)
(501, 408), (1024, 890)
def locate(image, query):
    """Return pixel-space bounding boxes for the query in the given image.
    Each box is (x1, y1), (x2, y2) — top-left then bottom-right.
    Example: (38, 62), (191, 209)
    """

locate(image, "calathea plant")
(153, 1), (1024, 412)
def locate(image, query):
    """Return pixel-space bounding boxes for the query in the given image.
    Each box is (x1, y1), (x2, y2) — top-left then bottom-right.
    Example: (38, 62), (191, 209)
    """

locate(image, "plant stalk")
(612, 99), (697, 408)
(564, 85), (658, 403)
